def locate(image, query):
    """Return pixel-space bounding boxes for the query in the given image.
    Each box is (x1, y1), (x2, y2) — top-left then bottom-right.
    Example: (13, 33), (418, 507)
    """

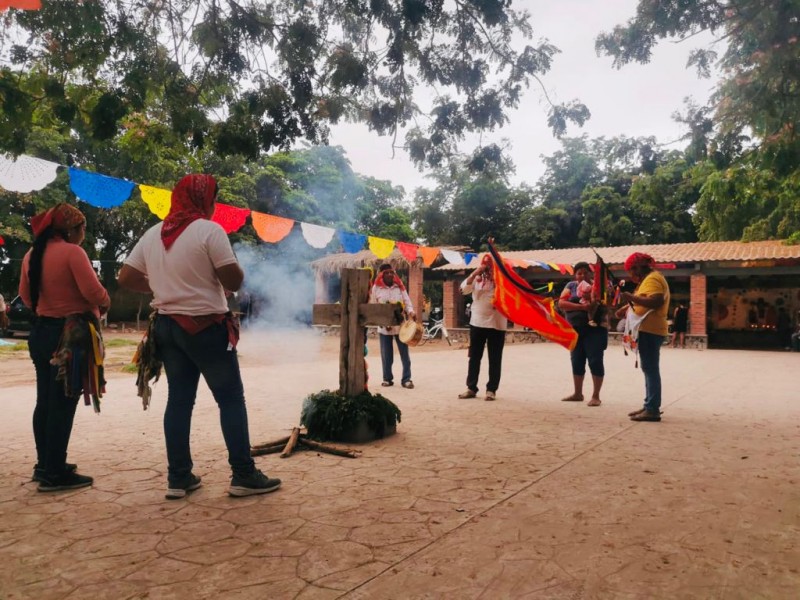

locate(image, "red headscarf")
(161, 174), (217, 249)
(373, 266), (407, 292)
(624, 252), (655, 271)
(30, 203), (85, 238)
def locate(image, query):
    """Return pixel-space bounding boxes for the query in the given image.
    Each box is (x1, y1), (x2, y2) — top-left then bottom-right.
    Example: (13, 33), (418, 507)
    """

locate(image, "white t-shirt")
(461, 277), (507, 331)
(125, 220), (237, 315)
(370, 284), (414, 335)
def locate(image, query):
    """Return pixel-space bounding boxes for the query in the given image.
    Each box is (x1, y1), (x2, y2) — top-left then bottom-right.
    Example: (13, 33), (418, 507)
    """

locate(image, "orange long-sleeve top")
(19, 238), (110, 318)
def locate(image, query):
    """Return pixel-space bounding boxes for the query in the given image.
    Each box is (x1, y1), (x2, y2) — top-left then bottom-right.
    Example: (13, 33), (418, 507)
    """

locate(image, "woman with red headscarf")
(118, 174), (281, 499)
(458, 254), (506, 401)
(19, 203), (110, 492)
(618, 252), (670, 422)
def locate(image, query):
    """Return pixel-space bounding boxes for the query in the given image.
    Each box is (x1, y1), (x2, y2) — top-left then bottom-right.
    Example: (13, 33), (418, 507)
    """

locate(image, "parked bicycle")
(420, 314), (452, 346)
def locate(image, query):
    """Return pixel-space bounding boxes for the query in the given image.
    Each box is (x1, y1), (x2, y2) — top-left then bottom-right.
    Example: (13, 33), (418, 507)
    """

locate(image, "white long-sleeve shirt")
(461, 277), (507, 331)
(370, 284), (414, 335)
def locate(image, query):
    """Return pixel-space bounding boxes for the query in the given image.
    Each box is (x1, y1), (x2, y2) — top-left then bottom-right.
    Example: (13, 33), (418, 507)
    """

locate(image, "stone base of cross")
(312, 268), (403, 397)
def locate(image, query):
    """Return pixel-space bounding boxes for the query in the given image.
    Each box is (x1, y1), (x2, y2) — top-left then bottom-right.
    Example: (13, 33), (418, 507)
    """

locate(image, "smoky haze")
(234, 236), (318, 330)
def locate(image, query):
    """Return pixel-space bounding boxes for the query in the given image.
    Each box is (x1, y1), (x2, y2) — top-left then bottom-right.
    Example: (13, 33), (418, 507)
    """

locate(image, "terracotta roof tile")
(434, 240), (800, 270)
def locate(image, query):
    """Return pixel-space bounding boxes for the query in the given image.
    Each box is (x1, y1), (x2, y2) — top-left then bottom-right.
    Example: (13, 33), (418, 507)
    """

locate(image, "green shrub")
(301, 389), (401, 441)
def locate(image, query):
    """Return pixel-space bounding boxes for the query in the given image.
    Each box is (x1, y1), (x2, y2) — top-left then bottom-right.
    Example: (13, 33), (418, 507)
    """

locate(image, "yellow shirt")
(633, 271), (670, 336)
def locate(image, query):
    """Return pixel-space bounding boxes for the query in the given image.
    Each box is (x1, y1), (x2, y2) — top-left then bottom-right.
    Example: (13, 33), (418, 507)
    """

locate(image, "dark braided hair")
(28, 226), (55, 315)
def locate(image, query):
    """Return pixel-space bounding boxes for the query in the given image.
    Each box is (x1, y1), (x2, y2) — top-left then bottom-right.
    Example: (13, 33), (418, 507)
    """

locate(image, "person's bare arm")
(215, 262), (244, 292)
(117, 264), (152, 294)
(619, 291), (665, 310)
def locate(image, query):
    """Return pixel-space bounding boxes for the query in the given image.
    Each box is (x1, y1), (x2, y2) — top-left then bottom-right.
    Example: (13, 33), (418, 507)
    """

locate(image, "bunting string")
(0, 153), (577, 272)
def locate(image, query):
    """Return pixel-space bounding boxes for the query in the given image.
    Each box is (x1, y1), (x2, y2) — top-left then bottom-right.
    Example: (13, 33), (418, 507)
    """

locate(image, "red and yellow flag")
(487, 241), (577, 351)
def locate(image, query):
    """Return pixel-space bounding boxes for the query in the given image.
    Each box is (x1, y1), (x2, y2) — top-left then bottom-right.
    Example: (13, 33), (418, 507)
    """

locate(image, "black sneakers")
(228, 469), (282, 497)
(165, 474), (203, 500)
(37, 472), (93, 492)
(32, 462), (77, 483)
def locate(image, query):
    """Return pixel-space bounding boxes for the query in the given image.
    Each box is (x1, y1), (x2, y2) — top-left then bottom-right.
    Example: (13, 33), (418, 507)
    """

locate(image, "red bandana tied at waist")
(161, 174), (217, 249)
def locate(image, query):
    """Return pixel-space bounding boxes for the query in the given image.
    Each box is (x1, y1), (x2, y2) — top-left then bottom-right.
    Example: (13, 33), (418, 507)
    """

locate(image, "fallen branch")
(252, 436), (291, 450)
(251, 444), (285, 457)
(280, 427), (301, 458)
(299, 438), (360, 458)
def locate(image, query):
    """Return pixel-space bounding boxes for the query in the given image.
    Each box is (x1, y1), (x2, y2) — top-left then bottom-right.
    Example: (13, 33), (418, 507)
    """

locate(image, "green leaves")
(0, 0), (586, 171)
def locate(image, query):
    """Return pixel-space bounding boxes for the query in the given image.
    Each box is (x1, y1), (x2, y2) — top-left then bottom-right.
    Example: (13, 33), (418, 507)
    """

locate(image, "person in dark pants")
(118, 174), (281, 499)
(619, 252), (670, 422)
(559, 261), (609, 407)
(458, 255), (506, 401)
(671, 301), (688, 348)
(19, 203), (110, 492)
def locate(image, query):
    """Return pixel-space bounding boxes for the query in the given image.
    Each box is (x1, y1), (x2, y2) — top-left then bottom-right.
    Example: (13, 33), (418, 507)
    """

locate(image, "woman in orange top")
(19, 203), (110, 492)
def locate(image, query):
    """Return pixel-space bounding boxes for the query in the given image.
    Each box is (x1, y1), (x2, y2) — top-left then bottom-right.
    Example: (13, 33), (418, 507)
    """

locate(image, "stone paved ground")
(0, 331), (798, 599)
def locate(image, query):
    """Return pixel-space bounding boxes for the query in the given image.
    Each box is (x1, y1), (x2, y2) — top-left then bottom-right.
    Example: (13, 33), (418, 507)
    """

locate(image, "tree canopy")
(597, 0), (800, 242)
(0, 0), (589, 171)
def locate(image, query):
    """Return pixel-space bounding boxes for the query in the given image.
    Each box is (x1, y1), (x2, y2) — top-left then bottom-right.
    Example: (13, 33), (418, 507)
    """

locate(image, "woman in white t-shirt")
(118, 174), (281, 500)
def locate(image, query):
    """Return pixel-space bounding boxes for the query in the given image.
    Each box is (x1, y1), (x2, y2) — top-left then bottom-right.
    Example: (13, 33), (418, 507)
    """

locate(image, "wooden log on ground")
(252, 436), (291, 450)
(280, 427), (301, 458)
(299, 437), (360, 458)
(251, 443), (285, 457)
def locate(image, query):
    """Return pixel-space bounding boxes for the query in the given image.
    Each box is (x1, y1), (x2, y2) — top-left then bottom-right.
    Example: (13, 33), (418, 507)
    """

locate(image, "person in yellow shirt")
(619, 252), (670, 422)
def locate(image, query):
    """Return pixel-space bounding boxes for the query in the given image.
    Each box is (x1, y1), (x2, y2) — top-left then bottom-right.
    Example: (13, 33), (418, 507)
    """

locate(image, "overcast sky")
(328, 0), (720, 194)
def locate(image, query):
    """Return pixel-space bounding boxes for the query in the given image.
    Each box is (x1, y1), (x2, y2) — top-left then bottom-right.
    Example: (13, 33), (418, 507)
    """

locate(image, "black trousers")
(29, 317), (80, 477)
(466, 325), (506, 393)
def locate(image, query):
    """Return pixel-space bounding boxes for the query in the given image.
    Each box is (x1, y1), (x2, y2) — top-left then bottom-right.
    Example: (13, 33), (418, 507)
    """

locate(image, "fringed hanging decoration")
(440, 249), (463, 265)
(68, 167), (135, 208)
(0, 154), (60, 193)
(368, 236), (395, 259)
(251, 211), (294, 243)
(395, 241), (419, 263)
(212, 203), (251, 233)
(339, 231), (366, 254)
(419, 246), (440, 267)
(139, 185), (172, 219)
(301, 222), (336, 248)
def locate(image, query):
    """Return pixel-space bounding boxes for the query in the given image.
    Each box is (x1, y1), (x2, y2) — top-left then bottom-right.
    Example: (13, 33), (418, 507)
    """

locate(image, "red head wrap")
(30, 203), (85, 238)
(161, 174), (217, 249)
(374, 267), (407, 292)
(624, 252), (655, 271)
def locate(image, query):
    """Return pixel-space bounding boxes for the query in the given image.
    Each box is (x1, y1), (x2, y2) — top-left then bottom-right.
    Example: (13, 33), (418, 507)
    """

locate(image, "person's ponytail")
(28, 226), (55, 315)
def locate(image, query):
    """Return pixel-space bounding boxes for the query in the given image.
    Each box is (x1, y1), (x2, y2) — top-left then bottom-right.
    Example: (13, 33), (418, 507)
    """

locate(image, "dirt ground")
(0, 328), (798, 599)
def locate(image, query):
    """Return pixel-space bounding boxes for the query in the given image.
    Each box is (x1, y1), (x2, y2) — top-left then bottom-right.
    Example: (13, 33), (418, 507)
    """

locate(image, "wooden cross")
(312, 268), (404, 397)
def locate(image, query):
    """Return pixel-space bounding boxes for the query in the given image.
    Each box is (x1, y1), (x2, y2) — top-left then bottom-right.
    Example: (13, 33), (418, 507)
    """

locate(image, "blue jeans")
(154, 315), (255, 484)
(638, 332), (665, 414)
(379, 333), (411, 384)
(29, 317), (80, 478)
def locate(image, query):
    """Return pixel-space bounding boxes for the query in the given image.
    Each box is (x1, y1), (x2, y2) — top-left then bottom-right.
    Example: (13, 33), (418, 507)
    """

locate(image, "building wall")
(689, 272), (707, 335)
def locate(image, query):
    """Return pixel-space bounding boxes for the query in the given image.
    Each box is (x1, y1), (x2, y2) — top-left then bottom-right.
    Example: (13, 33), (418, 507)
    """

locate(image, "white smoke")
(233, 240), (316, 330)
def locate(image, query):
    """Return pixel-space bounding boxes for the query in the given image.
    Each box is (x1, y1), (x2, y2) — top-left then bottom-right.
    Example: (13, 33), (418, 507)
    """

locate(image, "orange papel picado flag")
(487, 241), (577, 351)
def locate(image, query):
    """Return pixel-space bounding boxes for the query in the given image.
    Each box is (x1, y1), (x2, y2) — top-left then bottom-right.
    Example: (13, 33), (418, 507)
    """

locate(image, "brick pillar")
(407, 262), (424, 320)
(443, 279), (462, 329)
(314, 271), (328, 303)
(689, 272), (707, 335)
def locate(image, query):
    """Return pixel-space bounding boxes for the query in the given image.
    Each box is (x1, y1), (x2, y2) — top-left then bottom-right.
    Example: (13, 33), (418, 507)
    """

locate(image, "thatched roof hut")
(311, 249), (423, 274)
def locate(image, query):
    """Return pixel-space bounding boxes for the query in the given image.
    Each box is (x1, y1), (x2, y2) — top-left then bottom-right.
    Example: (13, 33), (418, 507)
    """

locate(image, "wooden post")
(312, 269), (403, 397)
